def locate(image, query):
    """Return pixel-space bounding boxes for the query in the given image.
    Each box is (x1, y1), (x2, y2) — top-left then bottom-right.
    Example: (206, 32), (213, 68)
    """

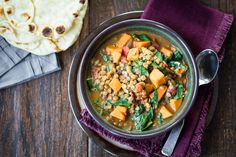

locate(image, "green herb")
(169, 61), (180, 68)
(172, 51), (183, 61)
(155, 51), (163, 62)
(101, 54), (110, 62)
(149, 90), (158, 106)
(173, 84), (184, 100)
(106, 63), (110, 72)
(138, 34), (151, 41)
(132, 60), (149, 77)
(86, 78), (93, 90)
(131, 33), (151, 41)
(131, 34), (140, 41)
(157, 112), (163, 125)
(151, 62), (167, 74)
(86, 78), (99, 91)
(132, 107), (154, 131)
(108, 98), (131, 107)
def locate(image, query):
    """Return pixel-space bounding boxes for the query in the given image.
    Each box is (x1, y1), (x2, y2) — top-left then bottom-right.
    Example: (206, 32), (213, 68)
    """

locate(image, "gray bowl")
(78, 19), (198, 139)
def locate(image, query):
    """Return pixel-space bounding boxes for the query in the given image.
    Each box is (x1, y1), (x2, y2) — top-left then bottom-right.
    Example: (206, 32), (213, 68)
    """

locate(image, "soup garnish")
(86, 32), (188, 131)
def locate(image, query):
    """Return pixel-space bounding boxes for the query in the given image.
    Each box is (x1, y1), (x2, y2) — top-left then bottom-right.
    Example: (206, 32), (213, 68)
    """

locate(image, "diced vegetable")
(145, 83), (153, 94)
(106, 45), (122, 54)
(120, 56), (127, 64)
(132, 107), (154, 131)
(127, 47), (139, 61)
(133, 41), (151, 48)
(109, 78), (122, 92)
(157, 85), (167, 101)
(136, 83), (144, 93)
(111, 51), (122, 63)
(116, 106), (127, 115)
(159, 105), (173, 119)
(169, 98), (183, 112)
(116, 33), (132, 48)
(110, 108), (125, 121)
(160, 47), (173, 58)
(149, 69), (166, 88)
(122, 46), (130, 56)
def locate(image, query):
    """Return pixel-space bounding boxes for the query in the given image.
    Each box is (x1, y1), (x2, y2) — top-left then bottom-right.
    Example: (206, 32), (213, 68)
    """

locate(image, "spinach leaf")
(131, 33), (151, 41)
(173, 84), (184, 100)
(157, 113), (163, 125)
(106, 63), (110, 72)
(86, 78), (99, 91)
(131, 34), (140, 41)
(94, 98), (104, 108)
(86, 78), (93, 90)
(169, 61), (180, 68)
(101, 54), (110, 62)
(132, 60), (149, 77)
(138, 34), (151, 41)
(108, 98), (131, 107)
(132, 107), (154, 131)
(172, 51), (183, 61)
(155, 51), (163, 62)
(151, 62), (167, 75)
(149, 90), (158, 106)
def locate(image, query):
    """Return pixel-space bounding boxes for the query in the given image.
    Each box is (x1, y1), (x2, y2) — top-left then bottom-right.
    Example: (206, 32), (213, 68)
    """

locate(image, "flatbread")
(0, 0), (88, 55)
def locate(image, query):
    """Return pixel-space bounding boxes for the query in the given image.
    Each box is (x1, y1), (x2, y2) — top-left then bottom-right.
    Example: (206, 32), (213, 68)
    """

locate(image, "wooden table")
(0, 0), (235, 156)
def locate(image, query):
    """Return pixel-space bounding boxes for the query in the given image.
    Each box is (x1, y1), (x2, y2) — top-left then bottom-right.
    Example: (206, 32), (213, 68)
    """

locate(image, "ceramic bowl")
(78, 19), (198, 139)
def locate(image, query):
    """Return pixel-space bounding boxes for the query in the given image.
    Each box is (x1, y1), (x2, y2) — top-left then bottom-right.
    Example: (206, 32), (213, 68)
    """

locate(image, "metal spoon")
(161, 49), (219, 156)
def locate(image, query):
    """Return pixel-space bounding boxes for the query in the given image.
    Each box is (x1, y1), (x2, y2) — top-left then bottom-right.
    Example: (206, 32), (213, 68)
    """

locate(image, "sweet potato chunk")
(111, 51), (122, 63)
(116, 33), (132, 48)
(169, 98), (183, 112)
(106, 45), (122, 55)
(159, 105), (173, 119)
(160, 47), (173, 57)
(110, 108), (125, 121)
(127, 48), (139, 61)
(109, 78), (122, 92)
(116, 106), (127, 115)
(157, 85), (167, 101)
(149, 69), (166, 88)
(145, 83), (153, 94)
(133, 41), (151, 48)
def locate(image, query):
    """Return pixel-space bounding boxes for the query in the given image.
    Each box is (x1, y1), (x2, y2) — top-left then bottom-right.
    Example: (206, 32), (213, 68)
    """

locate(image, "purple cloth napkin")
(81, 0), (234, 156)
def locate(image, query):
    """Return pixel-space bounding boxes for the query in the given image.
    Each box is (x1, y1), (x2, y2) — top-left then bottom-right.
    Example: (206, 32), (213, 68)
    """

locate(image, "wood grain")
(0, 0), (236, 157)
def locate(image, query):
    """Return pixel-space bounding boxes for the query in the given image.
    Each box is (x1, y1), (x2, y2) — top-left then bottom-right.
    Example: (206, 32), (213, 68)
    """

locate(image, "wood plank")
(0, 5), (90, 157)
(201, 0), (236, 157)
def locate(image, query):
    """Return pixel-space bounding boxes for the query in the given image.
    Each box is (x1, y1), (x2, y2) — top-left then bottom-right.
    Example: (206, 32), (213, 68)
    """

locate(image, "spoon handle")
(161, 120), (185, 156)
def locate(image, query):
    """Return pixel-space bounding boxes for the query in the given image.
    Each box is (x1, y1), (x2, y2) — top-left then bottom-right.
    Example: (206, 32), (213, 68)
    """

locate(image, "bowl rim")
(78, 19), (199, 139)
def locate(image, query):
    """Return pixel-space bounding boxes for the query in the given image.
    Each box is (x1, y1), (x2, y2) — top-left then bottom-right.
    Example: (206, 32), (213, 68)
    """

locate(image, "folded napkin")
(0, 37), (61, 90)
(81, 0), (233, 156)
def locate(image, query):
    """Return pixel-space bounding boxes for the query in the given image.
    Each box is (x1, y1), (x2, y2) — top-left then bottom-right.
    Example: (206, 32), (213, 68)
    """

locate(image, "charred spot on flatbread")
(0, 26), (9, 33)
(28, 23), (37, 33)
(73, 12), (79, 18)
(42, 26), (53, 37)
(80, 0), (85, 4)
(55, 25), (65, 34)
(6, 6), (14, 15)
(0, 6), (4, 16)
(4, 0), (10, 2)
(21, 13), (31, 21)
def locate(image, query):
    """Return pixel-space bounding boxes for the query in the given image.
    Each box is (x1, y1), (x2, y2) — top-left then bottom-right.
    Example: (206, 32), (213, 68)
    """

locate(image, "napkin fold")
(0, 37), (61, 90)
(80, 0), (233, 156)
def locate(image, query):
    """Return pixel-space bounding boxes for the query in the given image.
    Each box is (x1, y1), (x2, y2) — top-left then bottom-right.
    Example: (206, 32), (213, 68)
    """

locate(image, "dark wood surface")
(0, 0), (235, 157)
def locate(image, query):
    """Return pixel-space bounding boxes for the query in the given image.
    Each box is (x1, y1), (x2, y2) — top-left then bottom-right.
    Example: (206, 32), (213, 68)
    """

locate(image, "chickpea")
(113, 96), (119, 101)
(140, 75), (146, 81)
